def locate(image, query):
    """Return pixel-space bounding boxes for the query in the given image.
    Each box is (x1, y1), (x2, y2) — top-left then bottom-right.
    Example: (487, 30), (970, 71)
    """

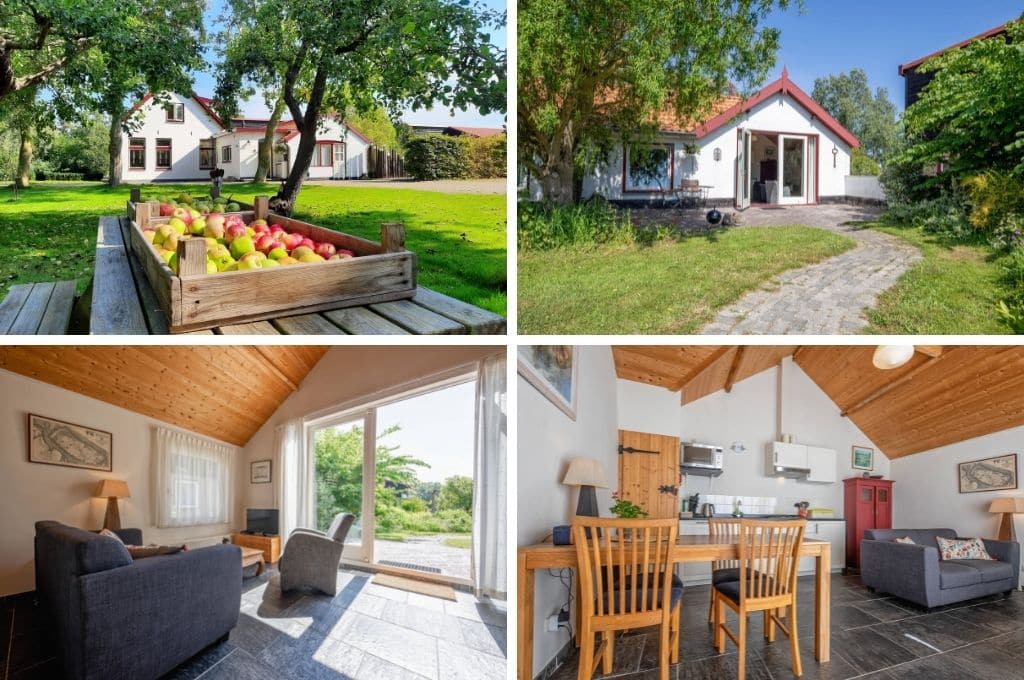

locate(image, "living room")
(0, 345), (507, 680)
(518, 345), (1024, 680)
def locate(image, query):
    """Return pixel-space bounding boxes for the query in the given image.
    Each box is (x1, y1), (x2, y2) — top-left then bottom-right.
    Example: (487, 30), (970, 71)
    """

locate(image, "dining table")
(517, 535), (832, 679)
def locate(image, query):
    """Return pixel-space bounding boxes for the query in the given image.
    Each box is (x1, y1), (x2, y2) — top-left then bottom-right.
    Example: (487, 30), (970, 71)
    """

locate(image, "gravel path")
(696, 204), (922, 334)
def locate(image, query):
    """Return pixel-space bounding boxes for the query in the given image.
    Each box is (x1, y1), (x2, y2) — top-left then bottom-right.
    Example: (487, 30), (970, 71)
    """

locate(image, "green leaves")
(811, 69), (899, 161)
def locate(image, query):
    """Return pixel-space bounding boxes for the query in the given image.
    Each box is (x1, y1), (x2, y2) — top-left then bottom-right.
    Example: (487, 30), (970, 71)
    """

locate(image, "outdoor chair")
(278, 512), (355, 596)
(573, 517), (682, 680)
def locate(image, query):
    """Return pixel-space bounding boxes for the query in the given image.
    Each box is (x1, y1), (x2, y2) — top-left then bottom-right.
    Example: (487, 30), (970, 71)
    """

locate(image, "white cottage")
(121, 92), (372, 182)
(583, 70), (860, 207)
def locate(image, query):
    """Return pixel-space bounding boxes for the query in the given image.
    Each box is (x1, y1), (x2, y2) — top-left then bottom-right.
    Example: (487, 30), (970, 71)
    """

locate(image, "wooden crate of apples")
(125, 193), (416, 333)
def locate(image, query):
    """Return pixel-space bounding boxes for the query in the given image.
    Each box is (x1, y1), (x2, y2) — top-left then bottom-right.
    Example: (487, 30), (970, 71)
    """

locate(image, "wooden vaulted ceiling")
(0, 346), (328, 446)
(613, 345), (1024, 459)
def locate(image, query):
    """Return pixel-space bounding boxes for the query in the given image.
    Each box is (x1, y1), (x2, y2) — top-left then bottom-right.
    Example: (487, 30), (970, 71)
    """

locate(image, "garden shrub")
(404, 134), (470, 180)
(518, 199), (636, 250)
(466, 134), (506, 178)
(961, 171), (1024, 232)
(437, 509), (472, 533)
(400, 497), (428, 513)
(851, 148), (880, 176)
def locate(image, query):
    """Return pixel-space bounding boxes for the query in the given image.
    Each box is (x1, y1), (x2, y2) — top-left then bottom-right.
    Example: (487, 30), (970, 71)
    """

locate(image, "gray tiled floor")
(0, 566), (506, 680)
(543, 574), (1024, 680)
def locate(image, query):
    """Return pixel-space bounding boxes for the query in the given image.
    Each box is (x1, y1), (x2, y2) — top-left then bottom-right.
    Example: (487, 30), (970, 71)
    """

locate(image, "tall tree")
(811, 69), (898, 161)
(519, 0), (796, 204)
(898, 17), (1024, 179)
(215, 0), (504, 213)
(1, 86), (51, 187)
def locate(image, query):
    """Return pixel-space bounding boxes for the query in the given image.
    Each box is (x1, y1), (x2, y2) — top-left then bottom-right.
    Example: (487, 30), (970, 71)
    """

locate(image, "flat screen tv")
(246, 508), (279, 535)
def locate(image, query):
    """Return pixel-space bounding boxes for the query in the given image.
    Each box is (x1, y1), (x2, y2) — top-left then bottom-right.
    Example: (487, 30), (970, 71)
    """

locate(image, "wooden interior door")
(617, 430), (680, 519)
(874, 482), (893, 529)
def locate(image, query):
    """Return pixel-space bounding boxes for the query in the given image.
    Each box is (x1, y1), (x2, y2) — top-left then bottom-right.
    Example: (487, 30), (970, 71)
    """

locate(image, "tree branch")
(282, 43), (308, 128)
(8, 37), (91, 92)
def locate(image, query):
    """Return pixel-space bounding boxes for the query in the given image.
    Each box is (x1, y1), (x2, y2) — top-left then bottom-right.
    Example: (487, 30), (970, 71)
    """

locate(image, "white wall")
(617, 357), (889, 515)
(891, 425), (1024, 548)
(121, 93), (223, 182)
(0, 369), (244, 596)
(242, 346), (499, 509)
(584, 91), (852, 202)
(517, 346), (619, 678)
(846, 175), (886, 202)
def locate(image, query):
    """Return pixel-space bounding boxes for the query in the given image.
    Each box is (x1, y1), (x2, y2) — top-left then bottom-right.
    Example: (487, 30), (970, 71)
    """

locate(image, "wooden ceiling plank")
(724, 346), (747, 393)
(916, 345), (945, 358)
(252, 346), (299, 391)
(671, 346), (730, 392)
(841, 352), (948, 417)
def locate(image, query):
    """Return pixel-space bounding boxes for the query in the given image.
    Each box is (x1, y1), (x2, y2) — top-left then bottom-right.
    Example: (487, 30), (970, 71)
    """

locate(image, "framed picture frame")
(851, 445), (874, 471)
(958, 453), (1018, 494)
(28, 413), (112, 472)
(518, 345), (578, 420)
(251, 459), (272, 484)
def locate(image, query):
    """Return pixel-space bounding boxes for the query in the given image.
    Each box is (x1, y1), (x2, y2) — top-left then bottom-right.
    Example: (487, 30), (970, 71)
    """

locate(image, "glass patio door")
(737, 129), (751, 210)
(779, 135), (806, 204)
(310, 411), (374, 563)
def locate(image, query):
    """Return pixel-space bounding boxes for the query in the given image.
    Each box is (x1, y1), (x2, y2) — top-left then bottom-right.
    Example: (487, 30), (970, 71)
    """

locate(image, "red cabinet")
(843, 478), (894, 571)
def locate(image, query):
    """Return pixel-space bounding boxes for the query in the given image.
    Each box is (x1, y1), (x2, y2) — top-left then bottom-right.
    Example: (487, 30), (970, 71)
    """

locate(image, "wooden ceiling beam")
(916, 345), (944, 358)
(841, 351), (948, 418)
(253, 346), (299, 392)
(671, 346), (730, 392)
(724, 346), (747, 393)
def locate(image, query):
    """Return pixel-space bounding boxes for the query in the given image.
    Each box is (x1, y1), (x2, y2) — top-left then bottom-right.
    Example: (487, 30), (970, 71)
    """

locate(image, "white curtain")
(154, 426), (233, 528)
(275, 418), (314, 546)
(473, 353), (507, 598)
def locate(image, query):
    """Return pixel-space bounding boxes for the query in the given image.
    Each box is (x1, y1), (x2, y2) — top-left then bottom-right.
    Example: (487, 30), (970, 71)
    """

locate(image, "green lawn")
(865, 222), (1011, 334)
(0, 181), (506, 314)
(518, 226), (855, 334)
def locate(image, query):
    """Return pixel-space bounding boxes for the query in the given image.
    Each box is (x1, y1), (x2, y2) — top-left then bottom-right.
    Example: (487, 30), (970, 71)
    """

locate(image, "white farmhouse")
(582, 69), (860, 207)
(120, 92), (372, 183)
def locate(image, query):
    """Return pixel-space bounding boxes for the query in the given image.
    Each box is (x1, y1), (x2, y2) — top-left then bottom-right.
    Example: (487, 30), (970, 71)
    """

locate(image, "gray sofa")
(861, 528), (1020, 609)
(34, 521), (242, 680)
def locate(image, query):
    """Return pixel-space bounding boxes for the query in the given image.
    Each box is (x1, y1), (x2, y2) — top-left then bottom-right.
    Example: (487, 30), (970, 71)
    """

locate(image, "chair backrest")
(326, 513), (356, 543)
(736, 519), (805, 604)
(572, 516), (678, 622)
(709, 518), (742, 571)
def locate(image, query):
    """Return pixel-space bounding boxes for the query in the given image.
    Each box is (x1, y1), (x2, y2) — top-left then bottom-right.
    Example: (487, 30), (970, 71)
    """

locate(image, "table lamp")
(988, 497), (1024, 542)
(561, 458), (608, 518)
(96, 479), (131, 531)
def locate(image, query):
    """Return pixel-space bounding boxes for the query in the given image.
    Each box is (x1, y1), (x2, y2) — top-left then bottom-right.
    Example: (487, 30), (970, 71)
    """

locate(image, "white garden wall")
(845, 175), (886, 202)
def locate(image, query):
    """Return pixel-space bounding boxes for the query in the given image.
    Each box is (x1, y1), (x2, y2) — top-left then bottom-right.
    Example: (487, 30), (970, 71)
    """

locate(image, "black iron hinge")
(618, 445), (660, 455)
(658, 484), (679, 495)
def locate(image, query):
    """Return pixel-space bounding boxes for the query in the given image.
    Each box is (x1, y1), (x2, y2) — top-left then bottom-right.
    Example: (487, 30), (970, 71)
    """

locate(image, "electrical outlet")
(545, 614), (560, 632)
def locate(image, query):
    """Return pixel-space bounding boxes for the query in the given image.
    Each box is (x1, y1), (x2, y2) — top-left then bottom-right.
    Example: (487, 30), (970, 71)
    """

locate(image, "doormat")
(378, 560), (442, 574)
(372, 573), (456, 600)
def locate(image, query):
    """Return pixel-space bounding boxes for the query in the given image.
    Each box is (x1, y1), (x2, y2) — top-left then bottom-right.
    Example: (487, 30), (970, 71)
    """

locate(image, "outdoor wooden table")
(90, 216), (506, 335)
(517, 535), (832, 679)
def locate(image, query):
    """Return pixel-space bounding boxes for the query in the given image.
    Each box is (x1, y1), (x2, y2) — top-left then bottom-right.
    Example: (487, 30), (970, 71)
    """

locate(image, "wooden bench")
(90, 216), (506, 335)
(0, 280), (77, 334)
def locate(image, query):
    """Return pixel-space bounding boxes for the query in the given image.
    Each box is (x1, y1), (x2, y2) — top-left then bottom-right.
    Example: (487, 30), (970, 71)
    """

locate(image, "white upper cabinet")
(805, 446), (838, 483)
(766, 441), (808, 470)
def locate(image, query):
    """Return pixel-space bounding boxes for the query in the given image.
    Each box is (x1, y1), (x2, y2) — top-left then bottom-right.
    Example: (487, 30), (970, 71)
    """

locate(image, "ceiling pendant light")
(872, 345), (915, 370)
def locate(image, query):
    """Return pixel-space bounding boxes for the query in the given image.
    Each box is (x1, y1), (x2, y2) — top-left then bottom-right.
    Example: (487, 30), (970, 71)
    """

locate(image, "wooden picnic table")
(89, 216), (506, 335)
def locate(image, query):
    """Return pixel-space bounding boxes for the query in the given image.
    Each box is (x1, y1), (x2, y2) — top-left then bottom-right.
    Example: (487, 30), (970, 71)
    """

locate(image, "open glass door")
(737, 129), (751, 210)
(780, 135), (806, 204)
(807, 136), (817, 204)
(311, 411), (374, 563)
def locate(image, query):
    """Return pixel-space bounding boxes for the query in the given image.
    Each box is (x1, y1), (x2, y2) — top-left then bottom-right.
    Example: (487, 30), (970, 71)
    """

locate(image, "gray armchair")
(278, 512), (355, 596)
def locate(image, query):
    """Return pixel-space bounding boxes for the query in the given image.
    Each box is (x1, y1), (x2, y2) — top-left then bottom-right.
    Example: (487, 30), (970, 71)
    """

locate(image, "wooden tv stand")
(231, 533), (281, 564)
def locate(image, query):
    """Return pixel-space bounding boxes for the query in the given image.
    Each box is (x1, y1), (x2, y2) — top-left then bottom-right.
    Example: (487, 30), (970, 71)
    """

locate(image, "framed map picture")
(852, 446), (874, 471)
(959, 454), (1018, 493)
(251, 459), (272, 484)
(518, 345), (578, 420)
(28, 414), (112, 472)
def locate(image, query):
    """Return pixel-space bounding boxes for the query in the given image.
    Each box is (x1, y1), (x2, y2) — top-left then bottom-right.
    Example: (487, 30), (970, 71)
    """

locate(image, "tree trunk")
(255, 95), (285, 184)
(275, 63), (329, 215)
(107, 112), (123, 188)
(537, 152), (576, 205)
(15, 126), (33, 188)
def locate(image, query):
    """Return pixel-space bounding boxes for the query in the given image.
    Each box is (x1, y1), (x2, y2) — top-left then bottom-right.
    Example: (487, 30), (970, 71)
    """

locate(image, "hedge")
(404, 133), (507, 180)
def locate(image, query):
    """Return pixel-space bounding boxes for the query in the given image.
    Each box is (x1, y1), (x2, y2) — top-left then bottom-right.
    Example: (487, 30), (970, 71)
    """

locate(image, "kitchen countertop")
(680, 514), (845, 521)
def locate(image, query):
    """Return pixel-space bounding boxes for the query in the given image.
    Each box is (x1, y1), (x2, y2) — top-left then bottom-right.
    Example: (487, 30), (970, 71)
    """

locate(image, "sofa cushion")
(946, 559), (1014, 584)
(939, 561), (982, 589)
(936, 537), (994, 561)
(865, 528), (957, 547)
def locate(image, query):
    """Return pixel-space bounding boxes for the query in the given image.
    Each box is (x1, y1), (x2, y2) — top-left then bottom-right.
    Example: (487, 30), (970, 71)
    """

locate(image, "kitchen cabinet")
(677, 520), (712, 584)
(618, 429), (680, 519)
(844, 478), (894, 571)
(805, 446), (837, 483)
(798, 521), (846, 575)
(766, 441), (808, 471)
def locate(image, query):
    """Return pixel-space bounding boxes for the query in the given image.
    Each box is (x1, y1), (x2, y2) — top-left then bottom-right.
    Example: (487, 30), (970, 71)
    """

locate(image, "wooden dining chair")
(712, 519), (806, 680)
(707, 518), (742, 623)
(573, 517), (682, 680)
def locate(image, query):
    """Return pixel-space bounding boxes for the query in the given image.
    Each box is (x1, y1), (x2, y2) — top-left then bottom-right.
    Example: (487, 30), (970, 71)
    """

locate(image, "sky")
(753, 0), (1021, 111)
(376, 381), (476, 484)
(191, 0), (507, 126)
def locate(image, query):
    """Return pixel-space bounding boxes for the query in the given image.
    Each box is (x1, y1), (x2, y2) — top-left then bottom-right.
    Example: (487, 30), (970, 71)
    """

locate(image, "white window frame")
(221, 145), (232, 163)
(624, 143), (674, 193)
(165, 103), (185, 123)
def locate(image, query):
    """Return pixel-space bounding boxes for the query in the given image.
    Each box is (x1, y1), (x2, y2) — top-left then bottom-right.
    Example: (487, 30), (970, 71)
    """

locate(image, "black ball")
(706, 209), (722, 225)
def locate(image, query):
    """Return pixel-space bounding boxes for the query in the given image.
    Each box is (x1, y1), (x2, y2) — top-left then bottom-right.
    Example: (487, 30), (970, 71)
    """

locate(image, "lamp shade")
(988, 498), (1024, 514)
(561, 458), (608, 488)
(872, 345), (915, 370)
(95, 479), (131, 499)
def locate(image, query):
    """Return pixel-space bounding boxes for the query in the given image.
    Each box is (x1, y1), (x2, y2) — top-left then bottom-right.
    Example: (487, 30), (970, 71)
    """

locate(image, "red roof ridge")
(693, 72), (860, 149)
(898, 22), (1009, 75)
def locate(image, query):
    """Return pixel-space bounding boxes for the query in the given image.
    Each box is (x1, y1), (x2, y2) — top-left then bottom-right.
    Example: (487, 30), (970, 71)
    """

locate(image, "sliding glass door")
(306, 369), (478, 585)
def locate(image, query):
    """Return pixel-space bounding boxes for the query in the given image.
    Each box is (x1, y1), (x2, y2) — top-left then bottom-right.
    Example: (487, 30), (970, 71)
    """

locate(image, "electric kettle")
(700, 503), (716, 517)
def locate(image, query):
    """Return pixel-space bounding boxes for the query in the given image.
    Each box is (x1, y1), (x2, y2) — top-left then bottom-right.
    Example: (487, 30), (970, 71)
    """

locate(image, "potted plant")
(610, 492), (648, 539)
